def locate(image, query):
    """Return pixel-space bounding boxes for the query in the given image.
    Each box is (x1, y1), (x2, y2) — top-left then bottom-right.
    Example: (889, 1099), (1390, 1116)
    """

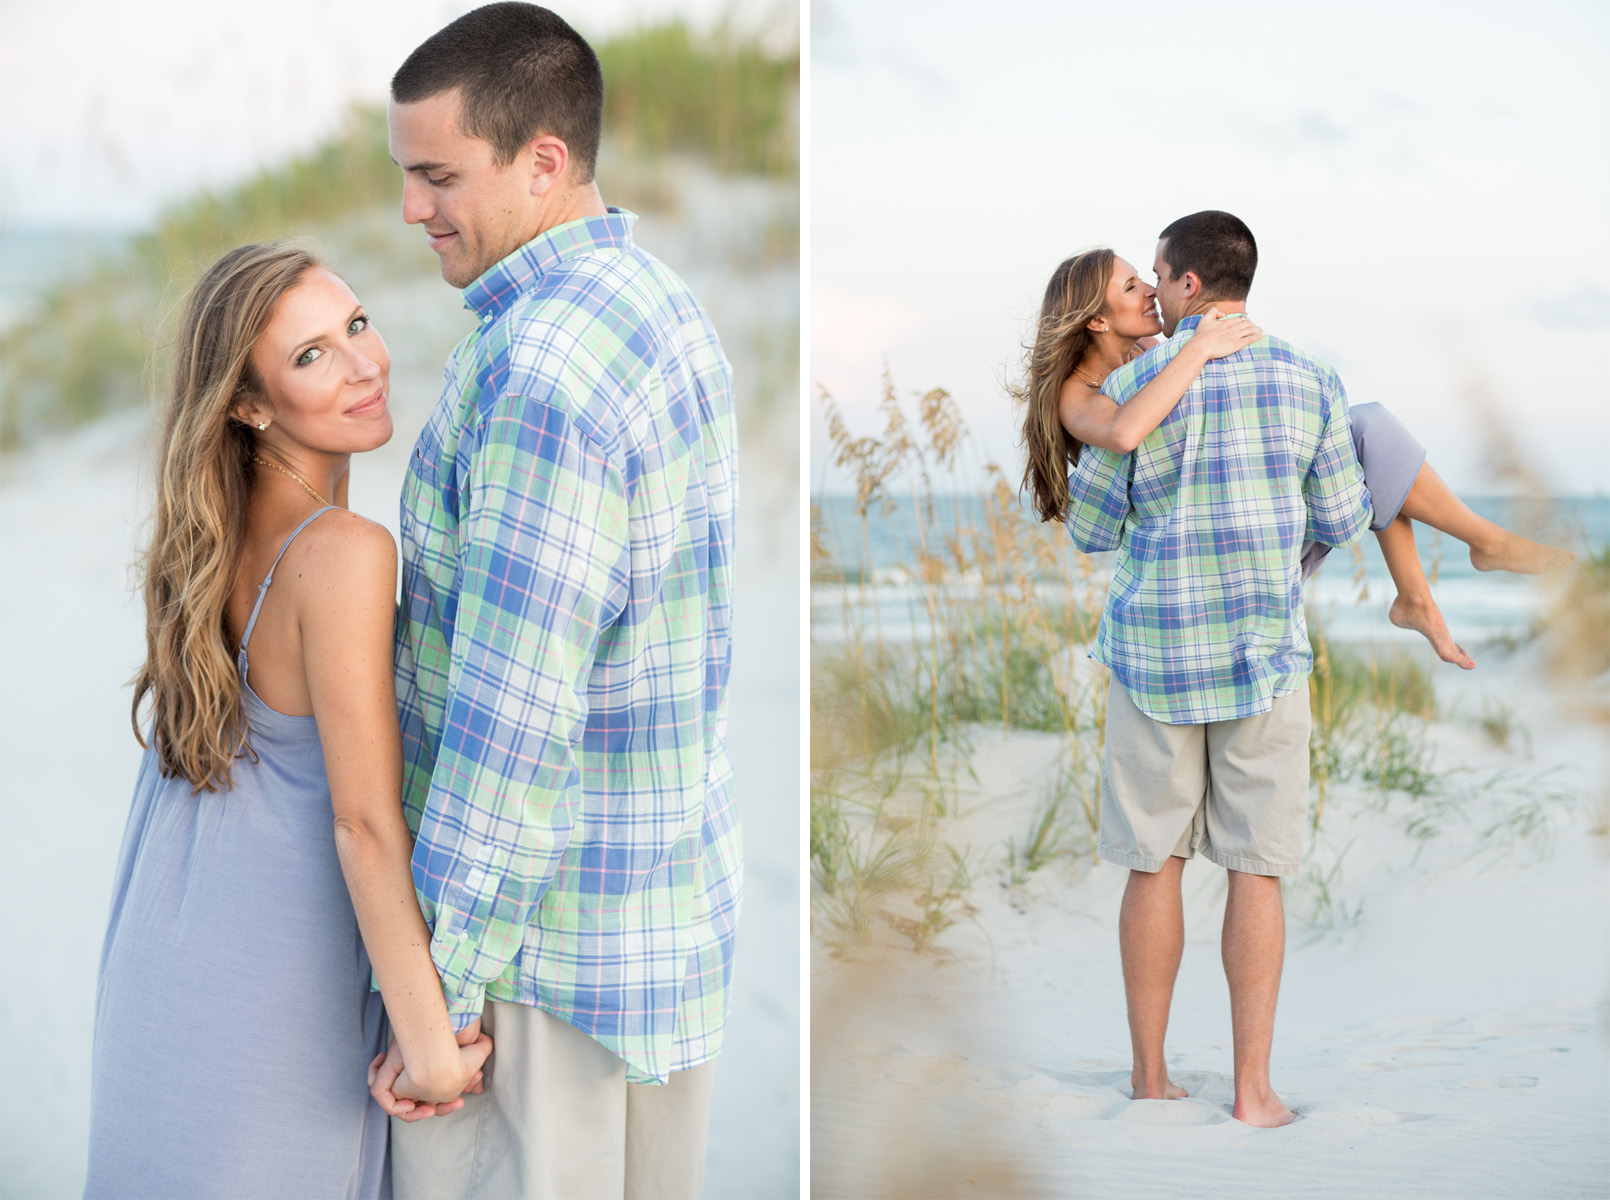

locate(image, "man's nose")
(400, 177), (431, 226)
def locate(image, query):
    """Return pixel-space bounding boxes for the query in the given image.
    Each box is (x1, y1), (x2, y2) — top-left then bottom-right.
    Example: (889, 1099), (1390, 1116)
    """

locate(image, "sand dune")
(812, 648), (1609, 1199)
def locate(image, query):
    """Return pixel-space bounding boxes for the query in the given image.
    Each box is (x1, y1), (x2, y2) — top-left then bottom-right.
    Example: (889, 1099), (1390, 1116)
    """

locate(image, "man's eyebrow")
(390, 156), (451, 172)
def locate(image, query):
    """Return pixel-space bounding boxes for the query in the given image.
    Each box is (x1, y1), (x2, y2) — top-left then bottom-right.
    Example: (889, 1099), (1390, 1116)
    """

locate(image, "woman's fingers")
(370, 1042), (419, 1117)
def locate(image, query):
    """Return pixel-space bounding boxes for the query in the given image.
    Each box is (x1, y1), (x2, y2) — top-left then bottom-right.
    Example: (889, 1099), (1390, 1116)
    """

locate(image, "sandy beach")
(811, 637), (1609, 1198)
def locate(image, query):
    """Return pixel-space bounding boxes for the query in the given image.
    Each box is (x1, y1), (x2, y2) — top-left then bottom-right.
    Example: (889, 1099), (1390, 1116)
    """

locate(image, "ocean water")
(812, 492), (1608, 647)
(0, 226), (134, 332)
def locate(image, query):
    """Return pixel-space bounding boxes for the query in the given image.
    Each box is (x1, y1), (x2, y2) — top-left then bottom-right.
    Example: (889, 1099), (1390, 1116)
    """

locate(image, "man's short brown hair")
(392, 3), (604, 182)
(1157, 211), (1258, 302)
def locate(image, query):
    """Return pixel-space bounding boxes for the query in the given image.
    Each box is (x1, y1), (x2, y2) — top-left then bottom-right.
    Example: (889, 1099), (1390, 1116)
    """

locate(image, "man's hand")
(455, 1018), (487, 1094)
(369, 1040), (458, 1123)
(368, 1026), (492, 1121)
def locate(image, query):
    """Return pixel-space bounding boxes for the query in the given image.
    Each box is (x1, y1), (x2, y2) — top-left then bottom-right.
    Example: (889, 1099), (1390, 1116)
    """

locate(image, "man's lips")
(345, 388), (387, 416)
(426, 230), (457, 250)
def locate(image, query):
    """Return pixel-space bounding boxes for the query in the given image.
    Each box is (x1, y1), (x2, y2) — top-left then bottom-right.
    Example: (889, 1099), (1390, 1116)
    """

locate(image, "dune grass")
(809, 378), (1583, 951)
(0, 21), (799, 450)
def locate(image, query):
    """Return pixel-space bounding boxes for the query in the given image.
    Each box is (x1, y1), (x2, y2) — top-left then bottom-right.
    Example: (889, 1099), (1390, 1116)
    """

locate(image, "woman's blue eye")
(348, 315), (370, 336)
(296, 346), (323, 366)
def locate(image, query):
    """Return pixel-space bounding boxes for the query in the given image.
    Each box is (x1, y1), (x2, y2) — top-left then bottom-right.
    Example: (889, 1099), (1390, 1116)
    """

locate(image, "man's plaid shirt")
(393, 210), (740, 1084)
(1066, 313), (1372, 725)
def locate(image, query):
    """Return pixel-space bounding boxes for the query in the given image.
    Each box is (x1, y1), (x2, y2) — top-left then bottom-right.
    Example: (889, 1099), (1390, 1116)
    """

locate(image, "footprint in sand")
(1110, 1099), (1229, 1126)
(1007, 1067), (1236, 1124)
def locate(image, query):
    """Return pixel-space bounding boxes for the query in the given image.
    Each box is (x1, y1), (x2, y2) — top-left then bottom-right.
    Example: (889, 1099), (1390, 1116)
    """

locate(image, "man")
(379, 5), (740, 1195)
(1065, 211), (1371, 1127)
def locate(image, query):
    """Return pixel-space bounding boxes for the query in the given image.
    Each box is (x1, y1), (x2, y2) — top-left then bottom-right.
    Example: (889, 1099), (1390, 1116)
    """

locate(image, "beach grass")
(0, 21), (799, 451)
(809, 378), (1586, 951)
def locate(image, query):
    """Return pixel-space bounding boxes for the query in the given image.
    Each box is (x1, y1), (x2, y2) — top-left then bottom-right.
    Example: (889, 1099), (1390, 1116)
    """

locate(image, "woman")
(1019, 249), (1571, 667)
(86, 244), (490, 1198)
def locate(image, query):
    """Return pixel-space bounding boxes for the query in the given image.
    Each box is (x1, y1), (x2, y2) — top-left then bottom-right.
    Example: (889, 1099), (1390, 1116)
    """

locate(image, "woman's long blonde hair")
(131, 243), (320, 791)
(1015, 248), (1115, 523)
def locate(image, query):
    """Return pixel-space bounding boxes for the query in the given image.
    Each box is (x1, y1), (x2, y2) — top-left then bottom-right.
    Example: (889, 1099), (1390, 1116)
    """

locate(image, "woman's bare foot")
(1131, 1071), (1188, 1100)
(1469, 531), (1574, 575)
(1232, 1086), (1295, 1127)
(1390, 593), (1474, 670)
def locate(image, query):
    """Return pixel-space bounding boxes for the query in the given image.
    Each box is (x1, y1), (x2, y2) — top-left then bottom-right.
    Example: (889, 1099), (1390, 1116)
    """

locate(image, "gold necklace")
(251, 454), (329, 506)
(1070, 364), (1106, 388)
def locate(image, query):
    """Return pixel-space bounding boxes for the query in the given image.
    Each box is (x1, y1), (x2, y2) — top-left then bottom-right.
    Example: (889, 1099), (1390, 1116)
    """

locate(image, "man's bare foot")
(1470, 531), (1574, 575)
(1390, 593), (1474, 670)
(1131, 1073), (1188, 1100)
(1231, 1087), (1295, 1127)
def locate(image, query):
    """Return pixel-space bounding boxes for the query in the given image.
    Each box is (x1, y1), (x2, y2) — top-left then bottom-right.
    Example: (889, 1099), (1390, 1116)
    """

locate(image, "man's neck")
(529, 182), (610, 240)
(1179, 296), (1248, 323)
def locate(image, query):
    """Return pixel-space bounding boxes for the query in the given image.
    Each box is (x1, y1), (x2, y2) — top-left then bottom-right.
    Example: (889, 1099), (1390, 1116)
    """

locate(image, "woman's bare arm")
(1060, 310), (1264, 454)
(296, 513), (491, 1113)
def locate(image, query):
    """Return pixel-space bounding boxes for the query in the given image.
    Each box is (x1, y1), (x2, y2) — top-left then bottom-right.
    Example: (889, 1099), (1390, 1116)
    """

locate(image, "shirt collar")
(462, 207), (638, 322)
(1173, 313), (1206, 335)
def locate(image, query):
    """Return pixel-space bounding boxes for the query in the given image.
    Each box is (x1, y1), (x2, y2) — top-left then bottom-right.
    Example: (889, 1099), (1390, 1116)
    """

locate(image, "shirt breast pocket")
(402, 407), (454, 553)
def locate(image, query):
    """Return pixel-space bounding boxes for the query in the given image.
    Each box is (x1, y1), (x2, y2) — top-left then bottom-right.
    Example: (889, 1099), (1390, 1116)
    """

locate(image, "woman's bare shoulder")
(1058, 370), (1102, 410)
(280, 510), (397, 601)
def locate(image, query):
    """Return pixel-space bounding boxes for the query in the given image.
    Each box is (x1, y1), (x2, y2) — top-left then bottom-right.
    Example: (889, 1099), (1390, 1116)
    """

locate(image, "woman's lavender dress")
(85, 508), (388, 1198)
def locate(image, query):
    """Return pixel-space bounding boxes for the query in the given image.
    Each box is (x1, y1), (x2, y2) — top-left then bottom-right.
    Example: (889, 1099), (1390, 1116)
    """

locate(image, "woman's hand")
(1190, 307), (1264, 359)
(368, 1027), (493, 1122)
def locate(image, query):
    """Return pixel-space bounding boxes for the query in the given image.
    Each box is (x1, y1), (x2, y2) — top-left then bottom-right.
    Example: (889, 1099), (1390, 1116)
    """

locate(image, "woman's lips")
(346, 389), (387, 416)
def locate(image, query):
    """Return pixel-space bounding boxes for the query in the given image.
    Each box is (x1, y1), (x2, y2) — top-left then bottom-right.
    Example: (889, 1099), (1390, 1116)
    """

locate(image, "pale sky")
(810, 0), (1610, 496)
(0, 0), (795, 228)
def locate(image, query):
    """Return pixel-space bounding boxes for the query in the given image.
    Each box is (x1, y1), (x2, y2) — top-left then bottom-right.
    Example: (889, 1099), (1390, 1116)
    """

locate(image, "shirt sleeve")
(1065, 445), (1132, 553)
(410, 389), (631, 1031)
(1303, 374), (1373, 549)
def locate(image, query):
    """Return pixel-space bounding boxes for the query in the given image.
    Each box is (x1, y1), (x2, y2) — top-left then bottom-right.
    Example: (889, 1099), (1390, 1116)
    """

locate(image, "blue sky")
(810, 0), (1610, 495)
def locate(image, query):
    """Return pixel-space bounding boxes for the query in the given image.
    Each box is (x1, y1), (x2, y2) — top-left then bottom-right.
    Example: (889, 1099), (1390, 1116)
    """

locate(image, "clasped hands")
(368, 1019), (494, 1122)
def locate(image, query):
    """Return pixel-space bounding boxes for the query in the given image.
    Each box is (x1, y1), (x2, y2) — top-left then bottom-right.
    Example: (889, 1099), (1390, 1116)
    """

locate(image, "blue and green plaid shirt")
(1066, 314), (1371, 725)
(393, 210), (740, 1083)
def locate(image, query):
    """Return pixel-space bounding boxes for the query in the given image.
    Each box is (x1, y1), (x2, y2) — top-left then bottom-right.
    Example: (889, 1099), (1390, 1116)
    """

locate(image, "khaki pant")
(1098, 681), (1311, 877)
(391, 1001), (717, 1200)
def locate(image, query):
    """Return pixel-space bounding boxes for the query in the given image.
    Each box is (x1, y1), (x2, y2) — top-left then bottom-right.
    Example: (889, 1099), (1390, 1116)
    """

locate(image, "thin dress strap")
(238, 506), (338, 657)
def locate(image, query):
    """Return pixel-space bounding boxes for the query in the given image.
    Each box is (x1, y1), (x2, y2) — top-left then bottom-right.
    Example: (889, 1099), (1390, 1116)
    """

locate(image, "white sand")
(0, 174), (799, 1196)
(812, 646), (1609, 1198)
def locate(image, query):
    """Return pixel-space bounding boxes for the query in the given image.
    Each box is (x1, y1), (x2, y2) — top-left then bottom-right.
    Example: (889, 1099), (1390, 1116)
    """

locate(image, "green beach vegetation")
(810, 380), (1586, 952)
(0, 21), (799, 450)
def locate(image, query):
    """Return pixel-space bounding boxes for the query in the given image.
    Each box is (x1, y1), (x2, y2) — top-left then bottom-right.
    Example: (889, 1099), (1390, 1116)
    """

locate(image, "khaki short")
(391, 1001), (715, 1200)
(1098, 680), (1311, 877)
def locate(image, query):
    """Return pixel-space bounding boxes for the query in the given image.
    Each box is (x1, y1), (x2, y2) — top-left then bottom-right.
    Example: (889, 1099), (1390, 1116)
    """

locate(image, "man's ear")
(525, 134), (571, 198)
(1180, 271), (1202, 299)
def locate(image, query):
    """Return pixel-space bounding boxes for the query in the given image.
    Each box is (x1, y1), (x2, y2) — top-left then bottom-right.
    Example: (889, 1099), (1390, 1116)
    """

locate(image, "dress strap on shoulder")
(239, 506), (338, 656)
